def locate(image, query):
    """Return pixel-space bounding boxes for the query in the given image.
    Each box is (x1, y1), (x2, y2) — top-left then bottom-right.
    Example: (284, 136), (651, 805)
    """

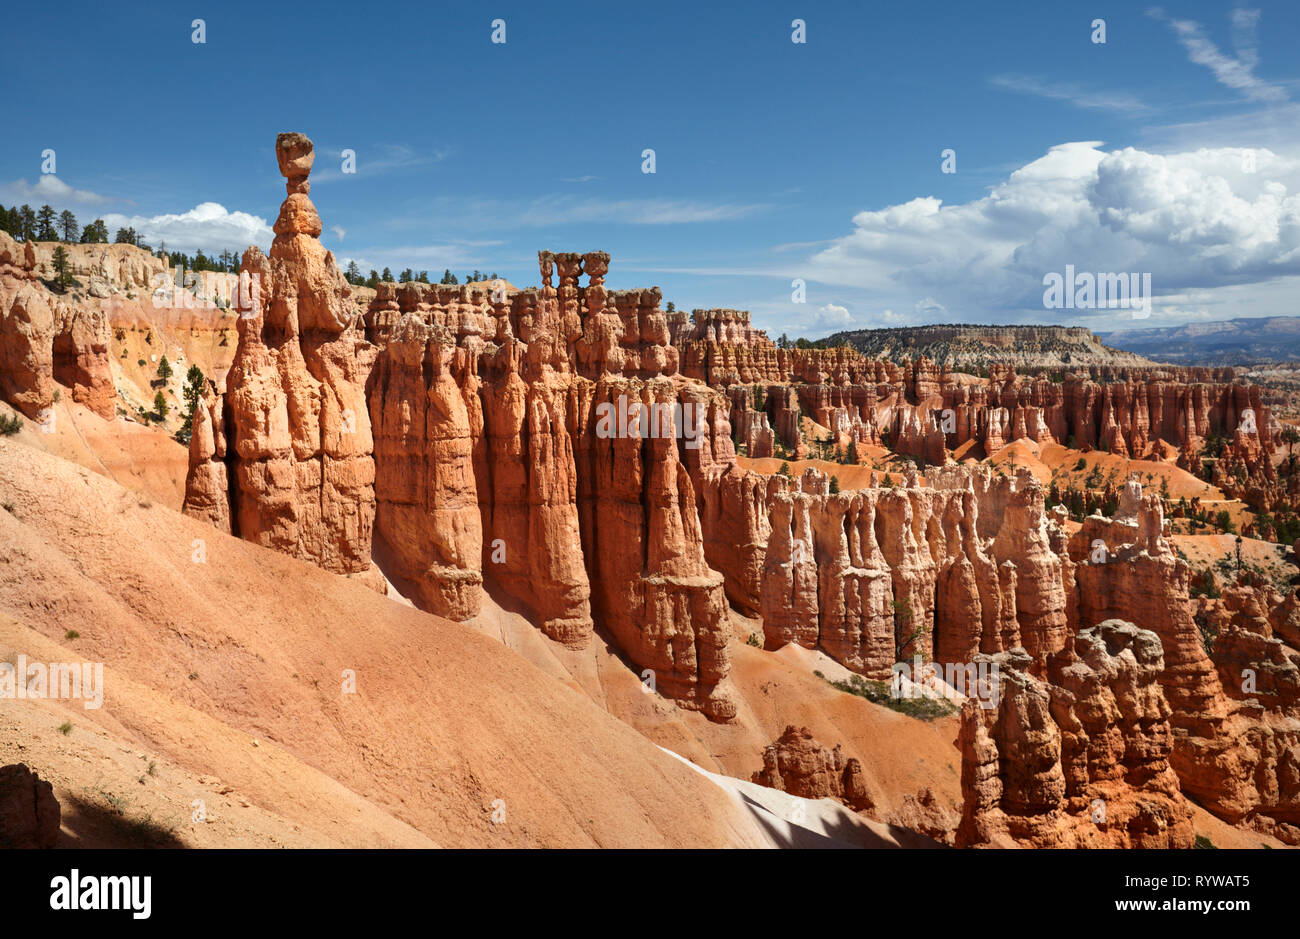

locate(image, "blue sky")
(3, 0), (1299, 337)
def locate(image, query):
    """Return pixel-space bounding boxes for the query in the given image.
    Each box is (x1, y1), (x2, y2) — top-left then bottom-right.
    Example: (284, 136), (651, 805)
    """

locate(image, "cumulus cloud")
(102, 203), (273, 255)
(3, 175), (114, 206)
(804, 141), (1300, 325)
(811, 302), (853, 329)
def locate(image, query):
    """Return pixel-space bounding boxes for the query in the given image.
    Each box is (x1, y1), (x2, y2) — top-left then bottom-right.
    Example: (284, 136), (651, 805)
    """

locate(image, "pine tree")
(19, 206), (36, 241)
(157, 356), (173, 382)
(381, 267), (393, 282)
(52, 245), (73, 289)
(416, 270), (429, 283)
(398, 268), (413, 283)
(36, 205), (57, 240)
(59, 209), (78, 242)
(154, 391), (169, 421)
(829, 475), (840, 494)
(366, 270), (380, 288)
(440, 269), (455, 284)
(345, 260), (361, 284)
(176, 365), (205, 445)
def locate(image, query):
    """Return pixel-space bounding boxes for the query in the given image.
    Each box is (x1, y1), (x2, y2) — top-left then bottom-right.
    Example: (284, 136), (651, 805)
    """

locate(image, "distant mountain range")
(1100, 316), (1300, 365)
(819, 324), (1152, 370)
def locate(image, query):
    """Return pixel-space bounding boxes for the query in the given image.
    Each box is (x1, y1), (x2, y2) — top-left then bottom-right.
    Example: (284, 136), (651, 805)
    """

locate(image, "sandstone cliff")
(0, 231), (115, 420)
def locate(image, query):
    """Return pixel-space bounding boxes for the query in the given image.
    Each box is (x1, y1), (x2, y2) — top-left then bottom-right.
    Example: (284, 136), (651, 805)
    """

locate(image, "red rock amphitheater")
(1, 132), (1297, 850)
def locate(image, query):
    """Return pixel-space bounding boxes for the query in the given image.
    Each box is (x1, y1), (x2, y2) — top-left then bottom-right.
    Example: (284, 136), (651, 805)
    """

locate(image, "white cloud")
(779, 304), (904, 337)
(1149, 7), (1287, 103)
(990, 75), (1149, 113)
(102, 202), (273, 255)
(803, 141), (1300, 328)
(3, 175), (114, 206)
(914, 297), (947, 318)
(330, 225), (347, 241)
(811, 302), (852, 329)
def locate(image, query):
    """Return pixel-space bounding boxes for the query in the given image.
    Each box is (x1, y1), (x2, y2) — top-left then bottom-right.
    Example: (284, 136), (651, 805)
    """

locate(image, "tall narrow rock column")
(185, 133), (377, 577)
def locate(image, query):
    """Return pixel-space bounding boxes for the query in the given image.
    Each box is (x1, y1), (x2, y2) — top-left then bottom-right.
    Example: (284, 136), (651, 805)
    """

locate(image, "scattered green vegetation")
(820, 671), (956, 721)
